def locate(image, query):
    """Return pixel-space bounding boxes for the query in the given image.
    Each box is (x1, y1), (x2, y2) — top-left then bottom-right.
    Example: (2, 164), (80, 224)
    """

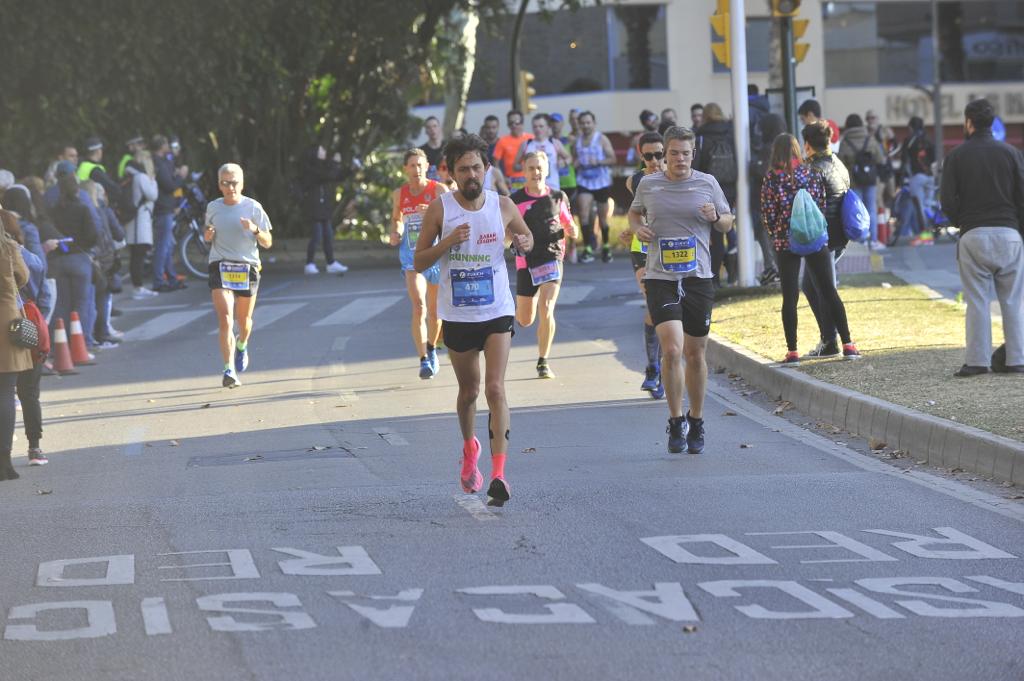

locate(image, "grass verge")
(713, 272), (1022, 442)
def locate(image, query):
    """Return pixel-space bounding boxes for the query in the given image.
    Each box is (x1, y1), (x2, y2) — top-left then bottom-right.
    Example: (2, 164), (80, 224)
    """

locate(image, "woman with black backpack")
(838, 114), (886, 250)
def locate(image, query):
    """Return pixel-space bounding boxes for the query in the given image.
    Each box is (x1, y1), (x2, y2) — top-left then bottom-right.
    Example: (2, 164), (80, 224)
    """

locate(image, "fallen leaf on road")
(1005, 494), (1024, 500)
(683, 625), (698, 634)
(830, 427), (842, 434)
(723, 411), (737, 416)
(869, 438), (887, 450)
(950, 467), (964, 474)
(200, 403), (211, 409)
(244, 455), (264, 462)
(916, 459), (927, 465)
(522, 447), (537, 453)
(309, 445), (331, 451)
(169, 440), (179, 447)
(773, 401), (792, 415)
(36, 489), (52, 495)
(1002, 481), (1015, 488)
(147, 399), (156, 403)
(926, 400), (936, 406)
(740, 443), (753, 449)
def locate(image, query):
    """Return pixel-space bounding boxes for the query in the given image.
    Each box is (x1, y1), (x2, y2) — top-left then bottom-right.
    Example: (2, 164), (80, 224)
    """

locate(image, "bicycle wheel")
(179, 229), (209, 279)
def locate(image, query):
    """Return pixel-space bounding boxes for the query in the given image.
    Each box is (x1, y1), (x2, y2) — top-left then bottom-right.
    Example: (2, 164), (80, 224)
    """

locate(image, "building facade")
(414, 0), (1023, 145)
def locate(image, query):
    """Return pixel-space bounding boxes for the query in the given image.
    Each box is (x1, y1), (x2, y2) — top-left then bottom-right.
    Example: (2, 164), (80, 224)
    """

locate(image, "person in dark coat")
(301, 144), (347, 274)
(695, 103), (738, 285)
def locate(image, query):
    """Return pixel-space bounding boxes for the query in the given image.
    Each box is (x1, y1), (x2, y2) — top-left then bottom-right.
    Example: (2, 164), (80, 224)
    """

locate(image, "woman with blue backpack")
(760, 133), (861, 366)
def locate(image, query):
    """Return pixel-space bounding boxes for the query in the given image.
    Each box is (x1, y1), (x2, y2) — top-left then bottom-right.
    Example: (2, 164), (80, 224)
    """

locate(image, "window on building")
(823, 1), (1024, 86)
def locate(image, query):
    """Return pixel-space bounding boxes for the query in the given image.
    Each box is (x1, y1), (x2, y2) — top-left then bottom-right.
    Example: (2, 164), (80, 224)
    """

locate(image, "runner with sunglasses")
(623, 132), (666, 399)
(204, 163), (273, 388)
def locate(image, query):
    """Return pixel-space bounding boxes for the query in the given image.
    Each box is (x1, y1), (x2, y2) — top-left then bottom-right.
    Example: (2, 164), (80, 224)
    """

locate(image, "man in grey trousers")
(940, 98), (1024, 376)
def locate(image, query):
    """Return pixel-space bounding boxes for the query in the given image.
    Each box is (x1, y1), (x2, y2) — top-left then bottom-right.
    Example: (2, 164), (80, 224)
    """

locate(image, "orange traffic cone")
(51, 319), (78, 375)
(68, 311), (96, 366)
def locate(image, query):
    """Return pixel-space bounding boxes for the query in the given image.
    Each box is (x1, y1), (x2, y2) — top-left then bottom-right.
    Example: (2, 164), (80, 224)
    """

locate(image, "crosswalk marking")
(125, 310), (209, 341)
(207, 302), (305, 335)
(313, 295), (403, 326)
(557, 285), (593, 306)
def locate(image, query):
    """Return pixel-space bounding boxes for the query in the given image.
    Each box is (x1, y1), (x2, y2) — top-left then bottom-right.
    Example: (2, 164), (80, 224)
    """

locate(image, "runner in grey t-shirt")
(203, 163), (274, 388)
(627, 126), (734, 456)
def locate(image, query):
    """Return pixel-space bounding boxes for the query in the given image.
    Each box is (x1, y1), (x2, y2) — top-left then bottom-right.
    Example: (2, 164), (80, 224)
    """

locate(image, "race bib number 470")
(659, 236), (697, 274)
(451, 267), (495, 307)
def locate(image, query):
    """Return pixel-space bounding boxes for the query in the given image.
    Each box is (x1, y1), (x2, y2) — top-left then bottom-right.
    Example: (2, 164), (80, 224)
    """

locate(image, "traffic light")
(710, 0), (730, 69)
(519, 70), (537, 112)
(792, 18), (810, 64)
(771, 0), (801, 17)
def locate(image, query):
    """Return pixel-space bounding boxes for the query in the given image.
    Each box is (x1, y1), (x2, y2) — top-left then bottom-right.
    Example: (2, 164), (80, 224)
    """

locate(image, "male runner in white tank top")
(415, 134), (534, 507)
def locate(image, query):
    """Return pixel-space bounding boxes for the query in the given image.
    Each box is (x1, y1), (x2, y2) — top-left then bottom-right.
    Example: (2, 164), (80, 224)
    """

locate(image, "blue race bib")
(659, 237), (697, 273)
(451, 267), (495, 307)
(529, 260), (561, 286)
(219, 262), (251, 291)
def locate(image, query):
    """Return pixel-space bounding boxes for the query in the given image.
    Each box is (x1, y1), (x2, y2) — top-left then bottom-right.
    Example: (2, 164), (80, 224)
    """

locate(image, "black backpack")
(704, 134), (737, 184)
(851, 136), (878, 187)
(113, 173), (141, 225)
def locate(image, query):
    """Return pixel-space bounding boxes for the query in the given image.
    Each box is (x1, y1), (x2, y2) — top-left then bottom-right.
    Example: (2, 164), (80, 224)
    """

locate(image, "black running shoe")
(686, 412), (705, 454)
(666, 416), (687, 454)
(486, 477), (510, 507)
(601, 246), (613, 263)
(803, 339), (840, 359)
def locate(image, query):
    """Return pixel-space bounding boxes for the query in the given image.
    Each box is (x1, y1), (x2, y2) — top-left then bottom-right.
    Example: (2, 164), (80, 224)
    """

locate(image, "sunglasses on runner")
(220, 180), (240, 188)
(642, 151), (665, 161)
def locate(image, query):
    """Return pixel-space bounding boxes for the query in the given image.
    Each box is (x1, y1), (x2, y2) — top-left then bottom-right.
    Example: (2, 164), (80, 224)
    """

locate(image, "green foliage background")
(0, 0), (475, 237)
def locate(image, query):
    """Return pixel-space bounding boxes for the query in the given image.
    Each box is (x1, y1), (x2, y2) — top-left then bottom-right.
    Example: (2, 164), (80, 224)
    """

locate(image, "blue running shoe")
(427, 348), (439, 376)
(650, 377), (665, 400)
(641, 365), (659, 392)
(235, 346), (249, 373)
(419, 357), (433, 379)
(686, 412), (705, 454)
(666, 416), (688, 454)
(222, 367), (240, 389)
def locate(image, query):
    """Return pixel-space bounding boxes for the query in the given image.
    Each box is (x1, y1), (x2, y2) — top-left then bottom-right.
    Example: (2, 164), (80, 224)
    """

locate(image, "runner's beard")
(461, 180), (482, 200)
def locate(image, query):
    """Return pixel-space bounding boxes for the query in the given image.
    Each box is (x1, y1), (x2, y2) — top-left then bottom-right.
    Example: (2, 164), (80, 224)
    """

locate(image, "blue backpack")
(841, 190), (871, 242)
(788, 188), (828, 255)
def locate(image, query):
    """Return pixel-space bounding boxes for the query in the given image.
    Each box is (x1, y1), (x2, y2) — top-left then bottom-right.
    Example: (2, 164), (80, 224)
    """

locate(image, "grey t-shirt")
(205, 197), (272, 266)
(630, 169), (730, 281)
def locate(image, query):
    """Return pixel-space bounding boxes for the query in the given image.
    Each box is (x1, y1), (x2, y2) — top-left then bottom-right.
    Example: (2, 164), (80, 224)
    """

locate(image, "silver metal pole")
(931, 0), (944, 173)
(730, 0), (755, 287)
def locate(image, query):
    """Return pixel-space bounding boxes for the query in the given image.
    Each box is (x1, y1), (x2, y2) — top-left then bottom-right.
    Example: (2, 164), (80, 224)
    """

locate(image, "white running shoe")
(326, 261), (349, 274)
(304, 263), (320, 275)
(105, 327), (125, 340)
(132, 286), (158, 299)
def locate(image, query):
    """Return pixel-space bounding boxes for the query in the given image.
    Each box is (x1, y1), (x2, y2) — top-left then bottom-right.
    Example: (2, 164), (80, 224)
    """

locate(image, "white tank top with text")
(438, 190), (515, 322)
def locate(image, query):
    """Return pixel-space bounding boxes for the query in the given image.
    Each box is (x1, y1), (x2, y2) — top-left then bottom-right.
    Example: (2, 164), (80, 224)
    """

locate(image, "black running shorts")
(644, 277), (715, 337)
(208, 261), (261, 298)
(630, 251), (647, 272)
(578, 186), (611, 203)
(442, 315), (515, 353)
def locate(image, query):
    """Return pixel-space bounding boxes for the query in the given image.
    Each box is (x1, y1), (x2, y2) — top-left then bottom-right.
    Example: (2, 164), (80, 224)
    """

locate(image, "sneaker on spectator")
(132, 286), (158, 299)
(304, 263), (320, 275)
(325, 261), (349, 274)
(28, 449), (48, 466)
(870, 241), (887, 251)
(93, 340), (119, 350)
(842, 343), (862, 360)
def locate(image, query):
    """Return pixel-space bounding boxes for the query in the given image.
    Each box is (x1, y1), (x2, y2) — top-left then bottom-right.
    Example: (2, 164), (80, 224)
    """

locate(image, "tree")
(614, 5), (661, 89)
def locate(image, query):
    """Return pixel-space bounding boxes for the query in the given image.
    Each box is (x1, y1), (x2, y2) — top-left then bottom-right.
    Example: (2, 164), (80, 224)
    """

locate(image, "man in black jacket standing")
(150, 135), (188, 291)
(941, 99), (1024, 376)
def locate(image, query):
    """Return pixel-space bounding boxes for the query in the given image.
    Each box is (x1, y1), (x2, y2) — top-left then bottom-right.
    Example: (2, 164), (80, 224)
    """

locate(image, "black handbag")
(4, 236), (40, 350)
(8, 317), (39, 349)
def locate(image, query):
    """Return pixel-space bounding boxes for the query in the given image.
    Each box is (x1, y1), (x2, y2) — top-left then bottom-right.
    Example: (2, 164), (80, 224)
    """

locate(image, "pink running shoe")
(460, 438), (483, 494)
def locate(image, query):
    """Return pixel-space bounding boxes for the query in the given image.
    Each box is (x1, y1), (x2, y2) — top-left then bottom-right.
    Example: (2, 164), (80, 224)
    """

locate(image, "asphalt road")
(1, 258), (1022, 681)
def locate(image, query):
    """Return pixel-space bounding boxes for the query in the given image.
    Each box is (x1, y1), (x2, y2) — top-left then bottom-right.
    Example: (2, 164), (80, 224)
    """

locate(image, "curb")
(705, 333), (1024, 487)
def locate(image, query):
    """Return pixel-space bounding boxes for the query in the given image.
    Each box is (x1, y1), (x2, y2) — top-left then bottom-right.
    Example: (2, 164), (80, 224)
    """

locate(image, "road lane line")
(123, 425), (147, 457)
(707, 384), (1024, 524)
(313, 295), (403, 326)
(207, 302), (305, 335)
(125, 310), (209, 341)
(141, 597), (174, 635)
(557, 285), (594, 306)
(453, 494), (497, 521)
